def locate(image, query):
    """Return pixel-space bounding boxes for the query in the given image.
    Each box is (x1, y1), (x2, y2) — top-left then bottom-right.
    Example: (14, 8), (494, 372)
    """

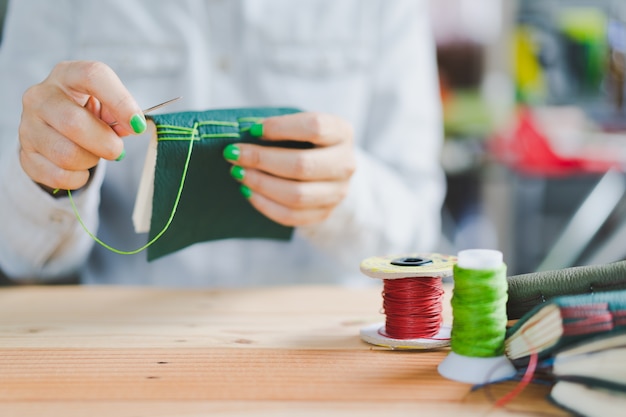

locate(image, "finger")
(19, 147), (91, 190)
(236, 167), (348, 209)
(21, 116), (100, 171)
(258, 112), (353, 147)
(24, 83), (124, 161)
(83, 95), (132, 139)
(83, 95), (102, 117)
(226, 143), (356, 181)
(245, 190), (334, 227)
(50, 61), (146, 136)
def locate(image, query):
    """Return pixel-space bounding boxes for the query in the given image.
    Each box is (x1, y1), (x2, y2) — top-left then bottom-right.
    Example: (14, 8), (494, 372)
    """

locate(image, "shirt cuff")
(0, 144), (104, 279)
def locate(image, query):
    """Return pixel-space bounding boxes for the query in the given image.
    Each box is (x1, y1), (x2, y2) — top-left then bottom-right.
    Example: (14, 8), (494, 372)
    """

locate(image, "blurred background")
(432, 0), (626, 274)
(1, 0), (626, 281)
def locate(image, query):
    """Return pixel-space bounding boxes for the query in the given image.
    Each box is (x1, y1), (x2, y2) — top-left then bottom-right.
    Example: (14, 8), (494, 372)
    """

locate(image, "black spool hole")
(390, 257), (433, 267)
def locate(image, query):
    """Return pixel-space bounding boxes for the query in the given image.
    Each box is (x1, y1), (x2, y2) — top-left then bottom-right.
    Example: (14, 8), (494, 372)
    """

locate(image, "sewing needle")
(108, 96), (182, 126)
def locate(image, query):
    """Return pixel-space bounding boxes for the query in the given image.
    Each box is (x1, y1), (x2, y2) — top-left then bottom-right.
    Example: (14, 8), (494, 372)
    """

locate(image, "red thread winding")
(381, 277), (444, 339)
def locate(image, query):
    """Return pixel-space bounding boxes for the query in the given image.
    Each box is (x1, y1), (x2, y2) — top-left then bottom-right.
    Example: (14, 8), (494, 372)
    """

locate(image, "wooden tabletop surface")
(0, 284), (569, 417)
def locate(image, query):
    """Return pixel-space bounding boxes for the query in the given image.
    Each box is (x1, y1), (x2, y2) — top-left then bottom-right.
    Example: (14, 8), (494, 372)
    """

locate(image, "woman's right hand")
(19, 60), (147, 191)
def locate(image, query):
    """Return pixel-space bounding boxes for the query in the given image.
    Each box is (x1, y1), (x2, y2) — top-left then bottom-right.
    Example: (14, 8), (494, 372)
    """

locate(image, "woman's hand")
(223, 112), (356, 227)
(19, 60), (146, 191)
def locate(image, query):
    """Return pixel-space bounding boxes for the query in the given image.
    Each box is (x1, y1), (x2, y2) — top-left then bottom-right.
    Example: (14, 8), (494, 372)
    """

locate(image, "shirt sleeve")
(298, 0), (446, 269)
(0, 0), (104, 281)
(0, 143), (105, 281)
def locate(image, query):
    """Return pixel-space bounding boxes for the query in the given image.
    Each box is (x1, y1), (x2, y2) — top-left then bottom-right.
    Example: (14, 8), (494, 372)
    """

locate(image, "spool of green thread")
(438, 249), (516, 384)
(451, 259), (508, 357)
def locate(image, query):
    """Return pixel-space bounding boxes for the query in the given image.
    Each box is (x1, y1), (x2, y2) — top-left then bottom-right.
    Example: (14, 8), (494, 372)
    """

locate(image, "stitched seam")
(155, 116), (266, 141)
(237, 117), (264, 123)
(201, 133), (240, 139)
(156, 123), (240, 141)
(237, 116), (264, 132)
(198, 120), (238, 128)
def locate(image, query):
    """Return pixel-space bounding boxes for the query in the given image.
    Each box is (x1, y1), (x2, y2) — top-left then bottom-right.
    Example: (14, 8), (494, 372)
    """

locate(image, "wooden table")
(0, 285), (568, 416)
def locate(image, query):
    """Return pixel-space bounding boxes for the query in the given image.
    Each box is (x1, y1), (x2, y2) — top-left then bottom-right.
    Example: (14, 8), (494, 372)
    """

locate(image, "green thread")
(155, 129), (195, 135)
(157, 133), (240, 141)
(450, 263), (508, 357)
(155, 118), (261, 135)
(237, 117), (264, 132)
(66, 117), (256, 255)
(237, 117), (264, 123)
(156, 124), (192, 131)
(66, 122), (199, 255)
(156, 121), (242, 142)
(156, 137), (201, 141)
(200, 133), (240, 139)
(198, 120), (238, 128)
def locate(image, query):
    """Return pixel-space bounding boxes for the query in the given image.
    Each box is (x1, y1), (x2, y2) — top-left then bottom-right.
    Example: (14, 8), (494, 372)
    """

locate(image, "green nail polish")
(240, 185), (252, 199)
(115, 149), (126, 161)
(130, 113), (147, 134)
(223, 144), (240, 161)
(250, 123), (263, 137)
(230, 165), (245, 181)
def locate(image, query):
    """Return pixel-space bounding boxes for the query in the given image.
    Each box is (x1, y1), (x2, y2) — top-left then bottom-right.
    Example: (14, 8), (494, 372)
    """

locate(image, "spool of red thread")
(360, 253), (456, 349)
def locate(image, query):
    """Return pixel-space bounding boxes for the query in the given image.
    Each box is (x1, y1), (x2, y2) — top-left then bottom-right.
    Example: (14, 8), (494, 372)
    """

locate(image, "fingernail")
(240, 184), (252, 199)
(130, 113), (147, 134)
(115, 149), (126, 161)
(223, 144), (240, 161)
(230, 165), (245, 181)
(250, 123), (263, 137)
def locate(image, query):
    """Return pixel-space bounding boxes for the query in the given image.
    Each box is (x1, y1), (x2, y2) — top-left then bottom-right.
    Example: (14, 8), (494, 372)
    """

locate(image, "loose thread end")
(66, 123), (198, 256)
(493, 350), (538, 408)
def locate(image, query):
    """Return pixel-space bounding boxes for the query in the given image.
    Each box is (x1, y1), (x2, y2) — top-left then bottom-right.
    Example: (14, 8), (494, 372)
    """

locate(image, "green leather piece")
(147, 107), (307, 261)
(506, 261), (626, 319)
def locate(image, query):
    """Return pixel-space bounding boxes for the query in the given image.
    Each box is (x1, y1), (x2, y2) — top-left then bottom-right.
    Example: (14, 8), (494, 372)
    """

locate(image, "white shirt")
(0, 0), (445, 287)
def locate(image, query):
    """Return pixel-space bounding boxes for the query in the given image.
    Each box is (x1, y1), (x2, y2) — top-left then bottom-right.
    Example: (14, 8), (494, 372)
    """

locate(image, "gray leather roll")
(507, 261), (626, 319)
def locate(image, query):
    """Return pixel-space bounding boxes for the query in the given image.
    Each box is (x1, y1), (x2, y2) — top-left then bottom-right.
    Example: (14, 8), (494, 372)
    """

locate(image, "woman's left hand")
(222, 112), (356, 226)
